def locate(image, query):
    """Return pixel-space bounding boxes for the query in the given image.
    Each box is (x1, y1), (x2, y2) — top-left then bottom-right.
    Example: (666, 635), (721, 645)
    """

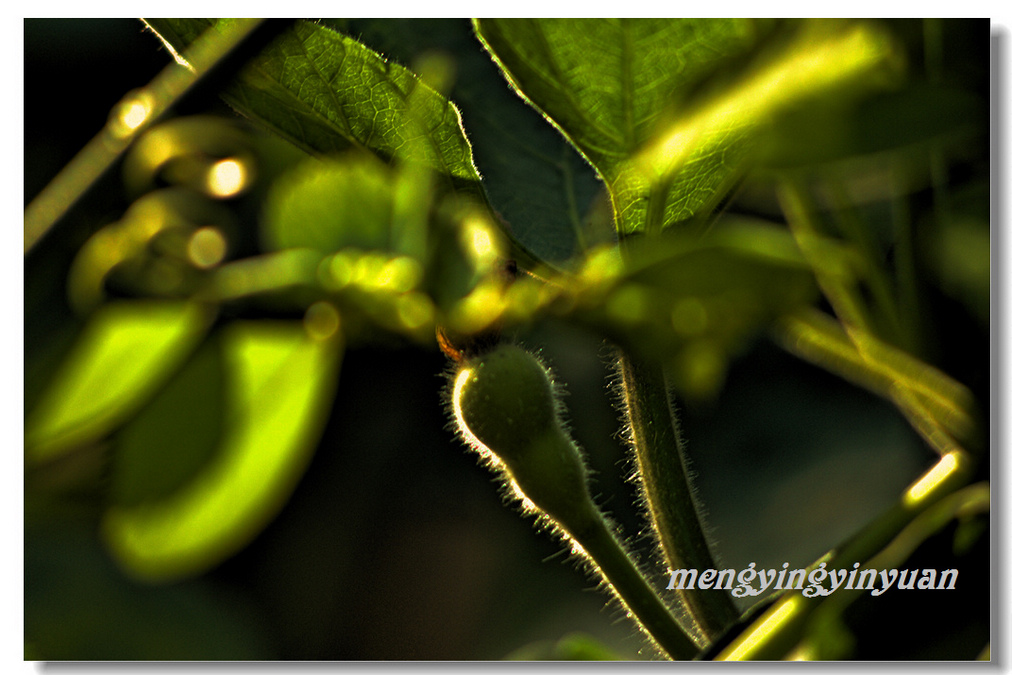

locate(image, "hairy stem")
(570, 511), (700, 660)
(618, 350), (739, 642)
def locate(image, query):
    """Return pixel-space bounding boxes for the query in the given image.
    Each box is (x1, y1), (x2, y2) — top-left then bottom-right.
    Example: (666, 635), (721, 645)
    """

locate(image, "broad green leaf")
(474, 18), (757, 169)
(25, 301), (213, 464)
(475, 19), (902, 235)
(337, 18), (608, 265)
(474, 19), (758, 230)
(102, 321), (341, 581)
(144, 19), (485, 198)
(108, 337), (226, 507)
(263, 153), (396, 253)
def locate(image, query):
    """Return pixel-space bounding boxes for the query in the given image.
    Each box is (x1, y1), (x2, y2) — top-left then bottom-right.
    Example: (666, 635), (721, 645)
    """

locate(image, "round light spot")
(187, 227), (227, 269)
(304, 301), (341, 341)
(206, 159), (249, 198)
(671, 297), (709, 336)
(606, 284), (648, 323)
(110, 91), (155, 137)
(376, 256), (423, 293)
(396, 293), (435, 331)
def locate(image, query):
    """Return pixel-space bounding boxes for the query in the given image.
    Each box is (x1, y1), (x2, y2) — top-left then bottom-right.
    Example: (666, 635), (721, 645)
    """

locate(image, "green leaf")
(338, 18), (609, 265)
(262, 153), (396, 253)
(102, 321), (342, 582)
(144, 19), (485, 197)
(474, 19), (758, 230)
(25, 301), (213, 464)
(475, 19), (758, 169)
(475, 19), (902, 235)
(108, 337), (226, 507)
(562, 221), (818, 398)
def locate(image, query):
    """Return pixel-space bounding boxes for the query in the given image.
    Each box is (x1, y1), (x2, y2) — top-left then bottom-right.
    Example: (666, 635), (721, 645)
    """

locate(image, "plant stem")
(618, 350), (739, 642)
(571, 511), (700, 660)
(24, 19), (285, 255)
(715, 449), (974, 660)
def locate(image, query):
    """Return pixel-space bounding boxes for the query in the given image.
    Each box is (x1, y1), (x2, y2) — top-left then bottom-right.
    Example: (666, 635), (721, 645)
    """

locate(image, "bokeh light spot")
(376, 256), (423, 293)
(111, 91), (155, 138)
(671, 297), (709, 336)
(187, 227), (227, 269)
(353, 253), (388, 288)
(460, 215), (501, 271)
(206, 159), (249, 198)
(321, 251), (357, 291)
(396, 293), (435, 331)
(304, 301), (341, 341)
(606, 285), (648, 323)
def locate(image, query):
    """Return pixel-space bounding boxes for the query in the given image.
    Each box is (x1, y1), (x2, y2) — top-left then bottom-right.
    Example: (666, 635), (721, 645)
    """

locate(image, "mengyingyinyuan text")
(666, 562), (958, 598)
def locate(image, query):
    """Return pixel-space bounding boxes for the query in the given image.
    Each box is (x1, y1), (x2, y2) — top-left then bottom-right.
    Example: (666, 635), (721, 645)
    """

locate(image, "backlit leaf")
(475, 19), (902, 235)
(25, 301), (212, 463)
(144, 19), (485, 198)
(102, 321), (342, 581)
(108, 337), (226, 507)
(262, 153), (396, 253)
(338, 18), (608, 265)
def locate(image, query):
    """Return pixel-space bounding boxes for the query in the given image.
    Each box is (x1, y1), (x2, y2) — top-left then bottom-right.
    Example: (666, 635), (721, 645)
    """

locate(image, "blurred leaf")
(580, 221), (818, 398)
(108, 337), (226, 507)
(25, 301), (213, 464)
(505, 632), (630, 660)
(144, 19), (485, 198)
(476, 19), (902, 236)
(258, 149), (510, 340)
(102, 321), (342, 582)
(263, 153), (396, 253)
(445, 220), (817, 399)
(338, 18), (609, 265)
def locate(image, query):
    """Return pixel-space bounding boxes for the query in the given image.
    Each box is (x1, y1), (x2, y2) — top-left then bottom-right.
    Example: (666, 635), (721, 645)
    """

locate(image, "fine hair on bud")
(448, 343), (600, 538)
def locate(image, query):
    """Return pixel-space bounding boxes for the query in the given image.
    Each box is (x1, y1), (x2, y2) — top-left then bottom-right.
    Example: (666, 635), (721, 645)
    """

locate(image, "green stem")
(800, 482), (988, 657)
(618, 350), (739, 642)
(822, 177), (905, 344)
(776, 310), (976, 455)
(777, 179), (872, 333)
(24, 19), (279, 255)
(715, 449), (974, 660)
(570, 511), (700, 660)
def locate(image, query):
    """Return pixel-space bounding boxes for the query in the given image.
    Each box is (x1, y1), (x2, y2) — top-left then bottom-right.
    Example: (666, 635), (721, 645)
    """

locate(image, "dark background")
(24, 19), (990, 660)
